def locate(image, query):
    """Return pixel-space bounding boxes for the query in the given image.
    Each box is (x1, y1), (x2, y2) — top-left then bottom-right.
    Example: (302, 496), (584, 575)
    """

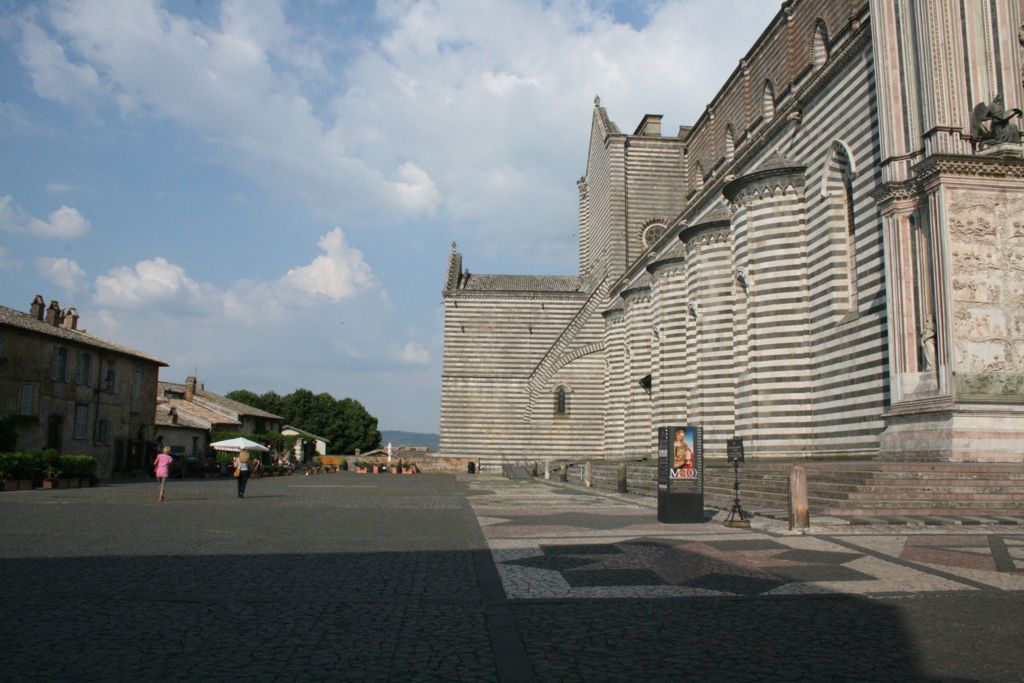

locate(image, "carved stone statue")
(972, 94), (1022, 149)
(920, 321), (937, 372)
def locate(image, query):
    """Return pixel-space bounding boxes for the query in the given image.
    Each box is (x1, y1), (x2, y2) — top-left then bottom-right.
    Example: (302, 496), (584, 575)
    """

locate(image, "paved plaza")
(1, 472), (1022, 681)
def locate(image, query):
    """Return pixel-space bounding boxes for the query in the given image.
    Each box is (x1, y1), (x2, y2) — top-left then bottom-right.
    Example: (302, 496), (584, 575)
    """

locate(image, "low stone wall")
(357, 454), (478, 474)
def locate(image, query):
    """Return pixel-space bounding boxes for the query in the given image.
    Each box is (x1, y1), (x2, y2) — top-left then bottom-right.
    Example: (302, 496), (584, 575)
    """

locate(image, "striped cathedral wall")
(608, 16), (888, 460)
(602, 307), (627, 457)
(441, 1), (1024, 464)
(440, 292), (587, 460)
(620, 282), (653, 459)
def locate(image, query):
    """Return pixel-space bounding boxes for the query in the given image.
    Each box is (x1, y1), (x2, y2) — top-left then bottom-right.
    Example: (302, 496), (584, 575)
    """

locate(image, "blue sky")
(0, 0), (779, 433)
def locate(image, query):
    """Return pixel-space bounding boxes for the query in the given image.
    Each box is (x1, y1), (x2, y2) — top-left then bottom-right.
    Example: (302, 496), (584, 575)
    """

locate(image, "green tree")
(226, 387), (381, 454)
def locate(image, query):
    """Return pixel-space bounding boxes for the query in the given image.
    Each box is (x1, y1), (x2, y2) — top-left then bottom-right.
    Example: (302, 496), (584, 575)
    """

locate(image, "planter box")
(18, 480), (33, 491)
(356, 467), (368, 474)
(41, 479), (58, 490)
(1, 481), (18, 492)
(61, 478), (79, 489)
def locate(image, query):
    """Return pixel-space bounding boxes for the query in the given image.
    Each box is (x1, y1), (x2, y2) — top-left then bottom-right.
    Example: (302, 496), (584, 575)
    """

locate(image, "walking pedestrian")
(154, 446), (174, 502)
(234, 449), (251, 498)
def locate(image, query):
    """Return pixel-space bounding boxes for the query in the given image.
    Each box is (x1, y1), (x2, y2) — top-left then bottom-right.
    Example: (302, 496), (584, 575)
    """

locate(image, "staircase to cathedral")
(585, 460), (1024, 518)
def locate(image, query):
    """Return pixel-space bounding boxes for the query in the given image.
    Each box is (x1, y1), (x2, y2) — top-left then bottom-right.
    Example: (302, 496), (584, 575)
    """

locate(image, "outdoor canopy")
(209, 437), (270, 452)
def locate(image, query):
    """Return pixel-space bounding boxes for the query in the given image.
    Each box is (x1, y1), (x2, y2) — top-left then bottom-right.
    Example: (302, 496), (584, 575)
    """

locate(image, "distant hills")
(380, 430), (440, 451)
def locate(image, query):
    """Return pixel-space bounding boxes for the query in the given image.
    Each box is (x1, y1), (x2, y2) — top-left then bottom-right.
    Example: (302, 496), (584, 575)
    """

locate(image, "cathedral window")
(554, 386), (568, 416)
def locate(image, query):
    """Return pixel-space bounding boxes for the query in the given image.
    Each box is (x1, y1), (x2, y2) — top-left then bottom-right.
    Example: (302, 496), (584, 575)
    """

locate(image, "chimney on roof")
(185, 376), (197, 401)
(30, 295), (45, 320)
(61, 307), (79, 331)
(46, 300), (63, 327)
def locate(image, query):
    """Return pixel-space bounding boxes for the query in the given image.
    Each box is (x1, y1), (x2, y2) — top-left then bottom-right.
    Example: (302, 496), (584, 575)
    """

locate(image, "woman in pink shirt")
(154, 446), (174, 502)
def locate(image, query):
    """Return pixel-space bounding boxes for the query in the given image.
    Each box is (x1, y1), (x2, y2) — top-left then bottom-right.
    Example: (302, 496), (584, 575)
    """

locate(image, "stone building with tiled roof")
(442, 0), (1024, 466)
(157, 377), (283, 437)
(0, 295), (167, 477)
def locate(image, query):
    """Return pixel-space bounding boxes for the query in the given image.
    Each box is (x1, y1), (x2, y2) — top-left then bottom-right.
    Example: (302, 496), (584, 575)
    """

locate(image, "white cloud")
(18, 0), (777, 258)
(0, 195), (90, 238)
(18, 20), (104, 108)
(280, 227), (375, 301)
(397, 341), (430, 364)
(390, 162), (440, 213)
(46, 182), (75, 194)
(36, 256), (86, 293)
(0, 246), (21, 270)
(93, 256), (216, 311)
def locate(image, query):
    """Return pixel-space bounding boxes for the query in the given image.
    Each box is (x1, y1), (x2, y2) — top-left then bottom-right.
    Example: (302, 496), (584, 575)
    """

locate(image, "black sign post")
(724, 437), (750, 528)
(657, 425), (704, 523)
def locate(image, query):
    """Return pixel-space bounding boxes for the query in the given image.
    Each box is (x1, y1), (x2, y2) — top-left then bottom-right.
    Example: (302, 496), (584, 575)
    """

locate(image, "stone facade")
(0, 297), (166, 477)
(441, 0), (1024, 464)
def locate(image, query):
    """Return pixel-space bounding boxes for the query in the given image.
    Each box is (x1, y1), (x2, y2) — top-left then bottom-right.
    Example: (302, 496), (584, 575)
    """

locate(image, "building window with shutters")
(51, 346), (70, 382)
(76, 350), (93, 385)
(102, 362), (118, 394)
(130, 370), (143, 414)
(73, 403), (89, 440)
(19, 384), (35, 416)
(94, 418), (111, 445)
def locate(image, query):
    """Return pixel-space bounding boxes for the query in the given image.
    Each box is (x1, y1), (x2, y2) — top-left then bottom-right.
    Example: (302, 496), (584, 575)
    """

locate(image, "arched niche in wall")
(762, 80), (776, 121)
(820, 140), (859, 313)
(812, 19), (829, 69)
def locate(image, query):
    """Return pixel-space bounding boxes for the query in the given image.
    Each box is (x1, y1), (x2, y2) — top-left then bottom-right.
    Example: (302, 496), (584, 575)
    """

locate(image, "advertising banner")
(657, 425), (704, 523)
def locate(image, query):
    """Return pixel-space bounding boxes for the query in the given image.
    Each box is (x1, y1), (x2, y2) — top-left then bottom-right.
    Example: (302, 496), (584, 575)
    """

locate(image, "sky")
(0, 0), (780, 434)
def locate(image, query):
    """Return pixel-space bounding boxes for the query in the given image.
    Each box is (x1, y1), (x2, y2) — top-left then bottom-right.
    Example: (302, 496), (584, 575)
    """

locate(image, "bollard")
(544, 460), (551, 480)
(559, 463), (568, 482)
(788, 465), (810, 530)
(584, 462), (592, 488)
(617, 463), (627, 493)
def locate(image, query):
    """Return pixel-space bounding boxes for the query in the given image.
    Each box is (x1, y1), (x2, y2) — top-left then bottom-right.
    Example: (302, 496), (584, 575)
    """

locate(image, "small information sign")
(726, 437), (744, 463)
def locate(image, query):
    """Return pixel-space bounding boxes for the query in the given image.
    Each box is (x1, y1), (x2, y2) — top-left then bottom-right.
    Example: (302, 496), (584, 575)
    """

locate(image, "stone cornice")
(620, 285), (651, 302)
(873, 153), (1024, 207)
(723, 163), (806, 203)
(646, 255), (686, 275)
(681, 225), (730, 252)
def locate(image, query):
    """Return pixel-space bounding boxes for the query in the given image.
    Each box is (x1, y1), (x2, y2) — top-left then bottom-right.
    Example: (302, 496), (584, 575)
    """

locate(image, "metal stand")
(724, 459), (750, 528)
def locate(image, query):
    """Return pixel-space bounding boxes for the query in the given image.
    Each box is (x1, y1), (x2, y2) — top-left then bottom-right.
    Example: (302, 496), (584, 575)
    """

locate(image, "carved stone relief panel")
(948, 189), (1024, 398)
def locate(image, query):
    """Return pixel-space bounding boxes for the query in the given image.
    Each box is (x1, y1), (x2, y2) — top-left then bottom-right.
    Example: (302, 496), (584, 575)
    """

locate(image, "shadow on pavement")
(1, 550), (994, 682)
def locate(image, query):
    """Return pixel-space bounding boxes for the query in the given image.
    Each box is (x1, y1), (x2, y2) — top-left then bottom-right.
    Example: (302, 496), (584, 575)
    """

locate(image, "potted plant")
(0, 465), (13, 492)
(355, 460), (368, 474)
(402, 462), (417, 474)
(41, 463), (60, 489)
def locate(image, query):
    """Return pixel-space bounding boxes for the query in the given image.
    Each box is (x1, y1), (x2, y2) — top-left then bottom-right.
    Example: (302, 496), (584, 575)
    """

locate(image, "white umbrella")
(209, 437), (270, 452)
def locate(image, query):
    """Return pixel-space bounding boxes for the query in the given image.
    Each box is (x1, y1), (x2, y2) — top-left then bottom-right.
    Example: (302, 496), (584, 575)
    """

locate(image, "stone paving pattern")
(1, 473), (1022, 681)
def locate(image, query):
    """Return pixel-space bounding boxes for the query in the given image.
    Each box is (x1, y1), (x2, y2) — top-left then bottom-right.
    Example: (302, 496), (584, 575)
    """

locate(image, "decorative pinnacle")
(450, 241), (457, 253)
(594, 95), (601, 107)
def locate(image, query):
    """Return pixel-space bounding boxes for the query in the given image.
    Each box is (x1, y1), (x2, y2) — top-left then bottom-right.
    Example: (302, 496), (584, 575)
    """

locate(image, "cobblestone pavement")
(2, 473), (1022, 681)
(466, 474), (1024, 682)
